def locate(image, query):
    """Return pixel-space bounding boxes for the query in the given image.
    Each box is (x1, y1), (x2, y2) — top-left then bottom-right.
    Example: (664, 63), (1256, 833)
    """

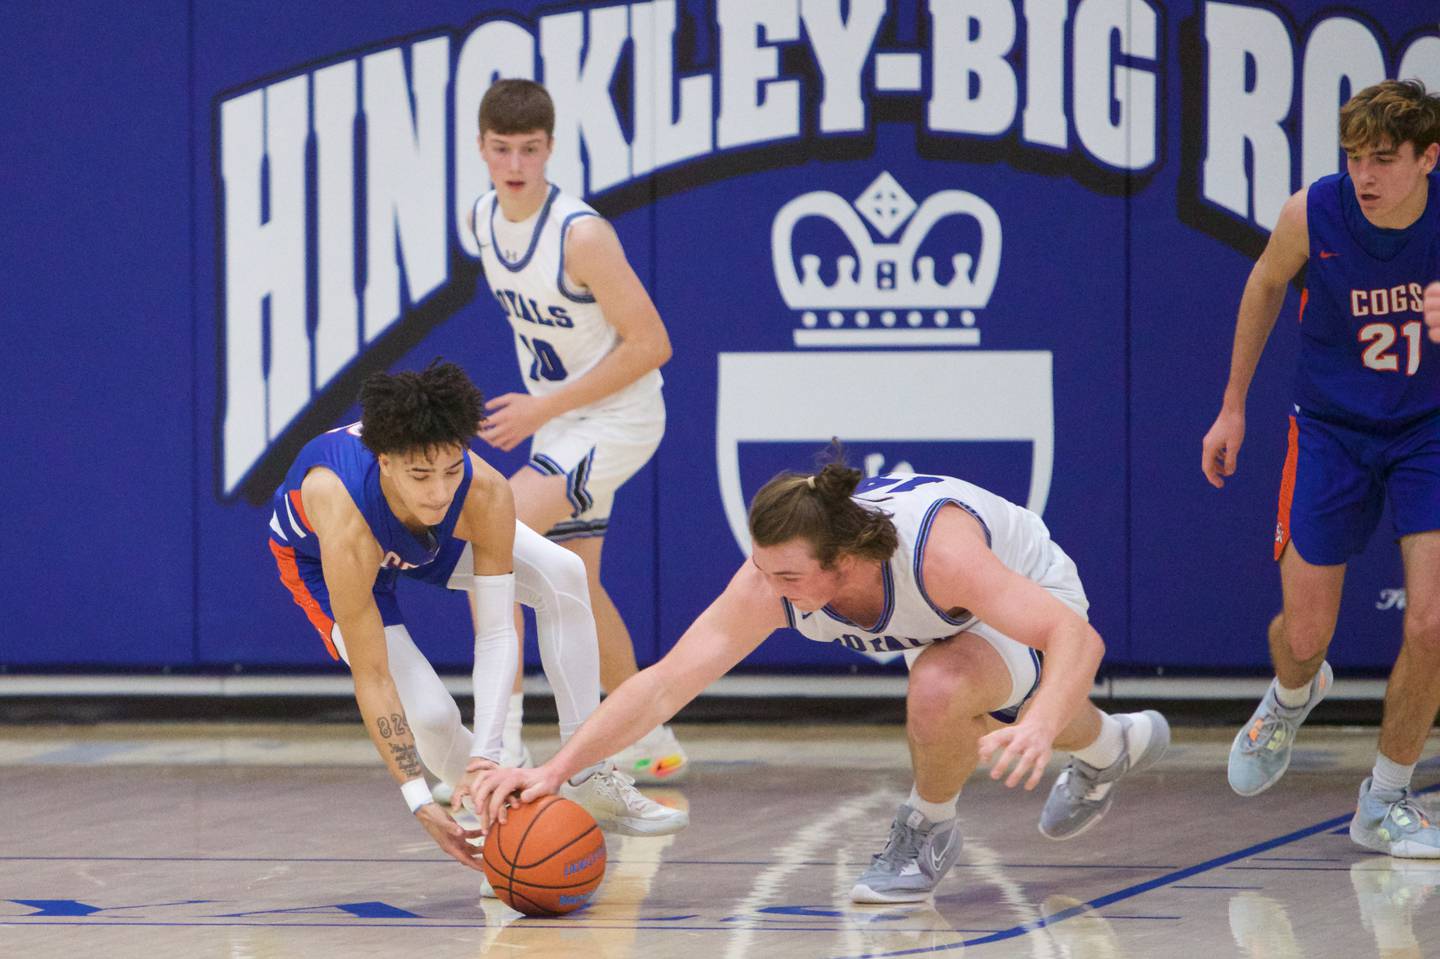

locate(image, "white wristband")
(401, 777), (434, 813)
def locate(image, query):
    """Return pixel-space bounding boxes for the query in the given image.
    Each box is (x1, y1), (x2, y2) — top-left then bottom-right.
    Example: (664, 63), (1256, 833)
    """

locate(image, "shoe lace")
(1383, 794), (1434, 834)
(1237, 706), (1296, 756)
(873, 820), (923, 871)
(591, 768), (645, 811)
(1058, 762), (1110, 802)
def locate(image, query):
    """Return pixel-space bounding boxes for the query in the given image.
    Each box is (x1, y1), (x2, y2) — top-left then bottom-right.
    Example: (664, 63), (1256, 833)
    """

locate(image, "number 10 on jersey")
(519, 335), (568, 382)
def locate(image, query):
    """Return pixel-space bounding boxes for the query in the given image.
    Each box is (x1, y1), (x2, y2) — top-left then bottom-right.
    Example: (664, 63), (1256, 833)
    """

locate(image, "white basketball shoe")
(562, 766), (689, 836)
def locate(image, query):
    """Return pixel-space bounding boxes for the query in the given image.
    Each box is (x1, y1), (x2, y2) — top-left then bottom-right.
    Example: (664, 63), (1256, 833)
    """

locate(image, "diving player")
(469, 455), (1171, 903)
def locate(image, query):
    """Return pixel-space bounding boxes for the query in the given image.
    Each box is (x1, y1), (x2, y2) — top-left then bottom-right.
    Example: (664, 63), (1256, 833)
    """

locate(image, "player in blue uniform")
(1201, 80), (1440, 857)
(268, 362), (685, 872)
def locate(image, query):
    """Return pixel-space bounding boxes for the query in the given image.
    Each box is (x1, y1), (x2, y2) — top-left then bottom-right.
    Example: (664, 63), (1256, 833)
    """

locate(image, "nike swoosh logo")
(1319, 250), (1339, 259)
(926, 827), (956, 873)
(800, 611), (813, 620)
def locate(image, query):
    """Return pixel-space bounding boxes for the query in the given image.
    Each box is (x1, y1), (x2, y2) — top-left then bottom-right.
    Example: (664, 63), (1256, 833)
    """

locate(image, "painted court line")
(836, 780), (1440, 959)
(831, 813), (1349, 958)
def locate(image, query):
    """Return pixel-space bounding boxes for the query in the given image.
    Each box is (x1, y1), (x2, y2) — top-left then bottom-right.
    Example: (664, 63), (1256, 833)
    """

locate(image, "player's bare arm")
(920, 506), (1104, 789)
(480, 216), (672, 451)
(1202, 187), (1312, 488)
(471, 562), (783, 826)
(305, 469), (485, 869)
(557, 215), (672, 405)
(452, 452), (518, 573)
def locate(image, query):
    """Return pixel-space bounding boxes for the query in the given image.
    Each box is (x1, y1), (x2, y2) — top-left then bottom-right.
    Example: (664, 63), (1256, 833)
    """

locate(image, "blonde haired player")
(469, 78), (686, 780)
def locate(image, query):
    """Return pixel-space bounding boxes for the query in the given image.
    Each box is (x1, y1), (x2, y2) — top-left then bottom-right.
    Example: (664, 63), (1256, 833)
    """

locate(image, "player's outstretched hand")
(477, 392), (553, 452)
(1424, 281), (1440, 344)
(468, 760), (565, 831)
(1201, 407), (1245, 489)
(454, 757), (497, 812)
(978, 721), (1054, 791)
(413, 802), (486, 872)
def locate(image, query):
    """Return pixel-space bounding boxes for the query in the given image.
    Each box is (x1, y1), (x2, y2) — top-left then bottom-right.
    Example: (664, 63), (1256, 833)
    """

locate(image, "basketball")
(482, 795), (607, 916)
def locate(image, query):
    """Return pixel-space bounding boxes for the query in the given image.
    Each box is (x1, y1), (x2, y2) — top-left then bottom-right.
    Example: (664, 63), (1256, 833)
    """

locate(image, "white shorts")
(905, 539), (1089, 723)
(526, 391), (665, 540)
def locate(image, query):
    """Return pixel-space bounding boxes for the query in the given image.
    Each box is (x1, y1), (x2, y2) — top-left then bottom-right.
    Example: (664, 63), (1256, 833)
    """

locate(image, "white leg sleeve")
(469, 573), (519, 764)
(357, 625), (472, 788)
(511, 520), (601, 741)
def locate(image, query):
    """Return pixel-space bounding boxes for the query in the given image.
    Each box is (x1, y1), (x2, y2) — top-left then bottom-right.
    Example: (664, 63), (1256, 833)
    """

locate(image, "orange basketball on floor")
(482, 795), (606, 916)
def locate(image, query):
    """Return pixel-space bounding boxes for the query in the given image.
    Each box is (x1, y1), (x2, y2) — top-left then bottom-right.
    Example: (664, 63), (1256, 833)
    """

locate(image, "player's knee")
(1402, 604), (1440, 654)
(906, 662), (981, 729)
(548, 547), (588, 597)
(1276, 613), (1333, 662)
(405, 695), (463, 743)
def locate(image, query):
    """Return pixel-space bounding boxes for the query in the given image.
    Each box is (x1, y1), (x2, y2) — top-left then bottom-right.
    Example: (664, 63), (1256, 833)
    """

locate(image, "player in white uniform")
(469, 78), (687, 780)
(469, 456), (1171, 903)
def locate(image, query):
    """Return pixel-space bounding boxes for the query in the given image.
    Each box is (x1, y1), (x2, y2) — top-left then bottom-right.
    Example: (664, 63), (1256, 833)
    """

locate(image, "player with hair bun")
(472, 447), (1169, 903)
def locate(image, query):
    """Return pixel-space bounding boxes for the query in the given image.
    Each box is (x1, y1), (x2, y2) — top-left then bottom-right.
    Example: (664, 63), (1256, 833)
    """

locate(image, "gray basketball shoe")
(1228, 662), (1332, 797)
(851, 804), (963, 903)
(1350, 777), (1440, 859)
(1040, 710), (1171, 840)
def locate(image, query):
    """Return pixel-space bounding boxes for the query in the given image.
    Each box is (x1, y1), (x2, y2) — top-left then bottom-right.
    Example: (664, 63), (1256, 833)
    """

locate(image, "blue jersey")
(1295, 171), (1440, 432)
(267, 423), (473, 646)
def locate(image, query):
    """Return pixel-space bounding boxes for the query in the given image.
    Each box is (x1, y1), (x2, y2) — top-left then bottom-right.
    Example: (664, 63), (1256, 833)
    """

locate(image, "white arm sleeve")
(511, 520), (601, 741)
(469, 572), (518, 762)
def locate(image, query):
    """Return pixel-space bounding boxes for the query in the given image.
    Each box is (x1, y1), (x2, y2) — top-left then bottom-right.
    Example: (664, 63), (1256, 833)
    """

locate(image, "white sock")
(1274, 678), (1312, 709)
(1071, 712), (1128, 769)
(908, 785), (958, 823)
(1371, 754), (1414, 796)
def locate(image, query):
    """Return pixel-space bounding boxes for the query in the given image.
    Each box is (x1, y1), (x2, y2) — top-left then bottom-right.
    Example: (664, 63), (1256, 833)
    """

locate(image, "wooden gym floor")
(2, 720), (1438, 958)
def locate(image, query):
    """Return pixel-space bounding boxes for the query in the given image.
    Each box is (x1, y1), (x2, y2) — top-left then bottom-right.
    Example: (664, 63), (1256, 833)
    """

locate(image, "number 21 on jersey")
(1359, 321), (1423, 376)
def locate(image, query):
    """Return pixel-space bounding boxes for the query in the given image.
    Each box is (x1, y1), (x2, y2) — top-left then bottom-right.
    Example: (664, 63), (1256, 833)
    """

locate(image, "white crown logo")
(771, 172), (1002, 346)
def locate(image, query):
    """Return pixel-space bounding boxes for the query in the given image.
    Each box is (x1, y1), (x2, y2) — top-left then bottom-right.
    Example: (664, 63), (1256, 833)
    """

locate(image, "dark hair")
(1340, 79), (1440, 154)
(748, 447), (899, 568)
(479, 78), (555, 138)
(358, 360), (484, 458)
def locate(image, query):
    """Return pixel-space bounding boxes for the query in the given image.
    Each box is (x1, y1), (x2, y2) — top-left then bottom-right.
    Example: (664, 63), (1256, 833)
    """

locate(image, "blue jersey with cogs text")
(1295, 171), (1440, 432)
(267, 422), (473, 620)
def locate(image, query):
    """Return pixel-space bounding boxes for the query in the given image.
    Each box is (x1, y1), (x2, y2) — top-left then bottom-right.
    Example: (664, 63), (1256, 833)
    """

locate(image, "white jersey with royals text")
(782, 473), (1084, 658)
(472, 185), (662, 415)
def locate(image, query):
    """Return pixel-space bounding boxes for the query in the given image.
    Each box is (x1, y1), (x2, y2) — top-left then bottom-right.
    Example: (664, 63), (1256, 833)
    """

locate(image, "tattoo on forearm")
(388, 742), (423, 779)
(375, 712), (409, 739)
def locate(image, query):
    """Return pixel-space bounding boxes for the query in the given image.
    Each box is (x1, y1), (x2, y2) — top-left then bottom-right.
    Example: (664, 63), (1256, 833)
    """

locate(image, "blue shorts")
(1274, 409), (1440, 565)
(272, 538), (470, 658)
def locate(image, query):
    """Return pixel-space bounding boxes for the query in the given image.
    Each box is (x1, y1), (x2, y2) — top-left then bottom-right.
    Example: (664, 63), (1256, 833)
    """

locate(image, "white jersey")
(472, 185), (662, 415)
(783, 474), (1086, 658)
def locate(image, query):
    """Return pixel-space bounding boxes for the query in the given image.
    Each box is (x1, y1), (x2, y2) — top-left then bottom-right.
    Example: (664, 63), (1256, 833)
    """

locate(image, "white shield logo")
(716, 173), (1055, 662)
